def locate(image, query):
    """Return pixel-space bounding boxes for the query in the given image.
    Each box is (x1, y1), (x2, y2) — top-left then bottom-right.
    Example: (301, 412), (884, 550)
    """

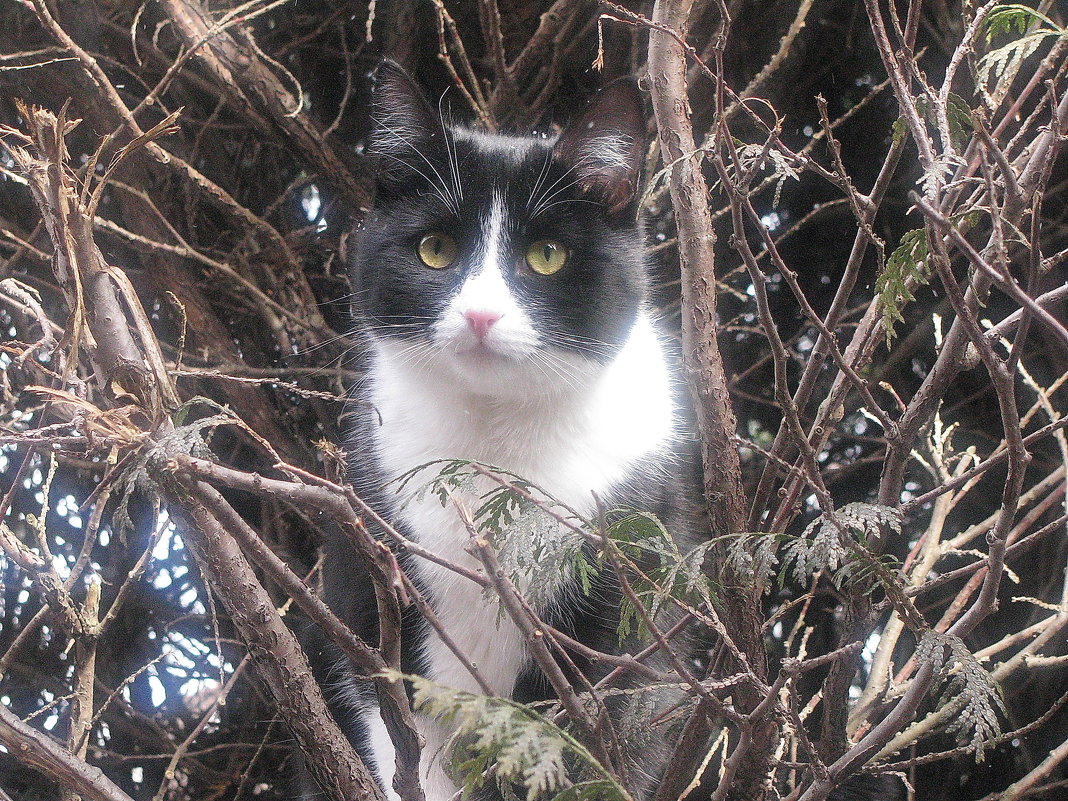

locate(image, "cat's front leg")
(361, 702), (472, 801)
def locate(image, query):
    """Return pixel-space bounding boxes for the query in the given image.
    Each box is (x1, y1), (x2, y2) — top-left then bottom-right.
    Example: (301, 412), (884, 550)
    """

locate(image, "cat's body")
(362, 319), (689, 800)
(293, 63), (702, 801)
(357, 313), (695, 801)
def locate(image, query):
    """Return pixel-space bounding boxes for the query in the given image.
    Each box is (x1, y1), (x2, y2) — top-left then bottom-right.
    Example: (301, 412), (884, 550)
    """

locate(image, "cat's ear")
(369, 60), (445, 183)
(553, 79), (646, 216)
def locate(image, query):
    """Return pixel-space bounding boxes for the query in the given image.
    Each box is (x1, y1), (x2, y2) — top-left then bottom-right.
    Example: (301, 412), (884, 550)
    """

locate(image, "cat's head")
(351, 61), (649, 399)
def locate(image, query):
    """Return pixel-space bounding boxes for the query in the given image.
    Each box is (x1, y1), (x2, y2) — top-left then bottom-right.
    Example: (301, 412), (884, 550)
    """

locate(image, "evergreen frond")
(783, 502), (902, 589)
(877, 228), (929, 347)
(608, 512), (718, 641)
(402, 460), (598, 609)
(981, 4), (1061, 43)
(115, 402), (238, 534)
(977, 5), (1063, 88)
(724, 532), (782, 589)
(917, 631), (1005, 760)
(385, 671), (631, 801)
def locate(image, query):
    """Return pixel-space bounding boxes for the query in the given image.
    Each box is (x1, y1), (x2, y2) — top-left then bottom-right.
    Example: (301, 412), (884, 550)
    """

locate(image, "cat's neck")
(367, 313), (676, 505)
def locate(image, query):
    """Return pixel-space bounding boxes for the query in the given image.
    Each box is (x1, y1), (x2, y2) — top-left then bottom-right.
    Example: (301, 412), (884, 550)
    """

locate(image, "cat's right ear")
(368, 60), (445, 185)
(553, 79), (646, 217)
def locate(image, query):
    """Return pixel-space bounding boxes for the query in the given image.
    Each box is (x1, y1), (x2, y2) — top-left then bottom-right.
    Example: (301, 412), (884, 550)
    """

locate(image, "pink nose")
(464, 310), (501, 339)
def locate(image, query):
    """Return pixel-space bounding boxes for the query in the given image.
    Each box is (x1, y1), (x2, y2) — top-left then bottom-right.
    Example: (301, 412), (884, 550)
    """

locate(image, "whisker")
(527, 150), (554, 210)
(294, 331), (354, 355)
(437, 92), (464, 207)
(548, 330), (615, 348)
(527, 349), (584, 392)
(531, 160), (581, 208)
(374, 120), (460, 213)
(530, 197), (601, 219)
(529, 167), (583, 219)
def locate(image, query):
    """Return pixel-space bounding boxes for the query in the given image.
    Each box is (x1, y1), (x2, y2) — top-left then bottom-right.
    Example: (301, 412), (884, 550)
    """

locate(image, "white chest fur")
(364, 313), (675, 801)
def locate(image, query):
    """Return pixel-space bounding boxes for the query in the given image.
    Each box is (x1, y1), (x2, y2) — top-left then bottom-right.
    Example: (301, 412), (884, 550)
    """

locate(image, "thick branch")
(158, 0), (371, 212)
(0, 703), (136, 801)
(163, 475), (384, 801)
(648, 0), (745, 538)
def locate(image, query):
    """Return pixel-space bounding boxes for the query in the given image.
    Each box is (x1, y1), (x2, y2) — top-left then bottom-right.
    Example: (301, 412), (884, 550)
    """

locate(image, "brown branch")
(461, 506), (612, 767)
(5, 105), (177, 416)
(0, 702), (136, 801)
(62, 575), (100, 801)
(509, 0), (582, 87)
(157, 0), (370, 212)
(478, 0), (522, 120)
(647, 1), (745, 539)
(163, 474), (384, 801)
(915, 195), (1068, 353)
(167, 456), (424, 801)
(792, 661), (938, 801)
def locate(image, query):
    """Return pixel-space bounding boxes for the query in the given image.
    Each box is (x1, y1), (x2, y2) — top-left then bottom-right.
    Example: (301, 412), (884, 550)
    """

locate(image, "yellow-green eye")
(418, 233), (458, 269)
(526, 239), (568, 275)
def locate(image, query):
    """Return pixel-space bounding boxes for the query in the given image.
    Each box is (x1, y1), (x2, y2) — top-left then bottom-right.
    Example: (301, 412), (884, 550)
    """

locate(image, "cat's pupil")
(542, 244), (552, 261)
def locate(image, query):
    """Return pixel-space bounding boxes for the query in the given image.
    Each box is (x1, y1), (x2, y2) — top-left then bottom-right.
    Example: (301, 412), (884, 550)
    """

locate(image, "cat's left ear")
(553, 79), (646, 216)
(368, 60), (447, 186)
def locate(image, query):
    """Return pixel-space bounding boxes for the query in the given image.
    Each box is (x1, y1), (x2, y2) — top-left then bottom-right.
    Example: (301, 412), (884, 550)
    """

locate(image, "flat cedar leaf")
(608, 510), (675, 554)
(571, 548), (595, 596)
(912, 93), (972, 151)
(616, 599), (636, 641)
(553, 781), (624, 801)
(782, 503), (902, 590)
(386, 671), (631, 801)
(114, 407), (234, 535)
(946, 93), (973, 150)
(608, 511), (718, 643)
(982, 4), (1061, 44)
(976, 6), (1063, 88)
(917, 632), (1006, 761)
(402, 460), (598, 611)
(977, 30), (1059, 87)
(719, 531), (783, 587)
(877, 228), (930, 346)
(891, 115), (908, 145)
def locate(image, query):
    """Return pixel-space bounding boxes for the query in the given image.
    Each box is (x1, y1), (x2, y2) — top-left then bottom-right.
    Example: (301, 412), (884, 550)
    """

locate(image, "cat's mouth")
(456, 341), (509, 361)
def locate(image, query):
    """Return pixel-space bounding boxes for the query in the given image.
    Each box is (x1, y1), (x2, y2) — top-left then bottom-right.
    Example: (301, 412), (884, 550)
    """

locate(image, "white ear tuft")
(572, 131), (639, 173)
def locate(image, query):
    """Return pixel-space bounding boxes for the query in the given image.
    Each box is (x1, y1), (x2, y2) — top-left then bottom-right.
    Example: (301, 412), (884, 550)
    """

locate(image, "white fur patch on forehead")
(452, 129), (541, 164)
(479, 189), (507, 265)
(452, 194), (521, 324)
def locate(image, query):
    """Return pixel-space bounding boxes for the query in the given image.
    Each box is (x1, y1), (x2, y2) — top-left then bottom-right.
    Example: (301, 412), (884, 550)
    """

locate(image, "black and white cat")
(297, 62), (898, 801)
(294, 62), (702, 801)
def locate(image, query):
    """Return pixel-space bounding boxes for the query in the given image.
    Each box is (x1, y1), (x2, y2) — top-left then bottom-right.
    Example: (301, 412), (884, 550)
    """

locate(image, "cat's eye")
(418, 233), (458, 269)
(526, 239), (568, 275)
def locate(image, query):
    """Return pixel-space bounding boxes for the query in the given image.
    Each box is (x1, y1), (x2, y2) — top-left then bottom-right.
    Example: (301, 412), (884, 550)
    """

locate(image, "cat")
(290, 61), (702, 801)
(294, 61), (900, 801)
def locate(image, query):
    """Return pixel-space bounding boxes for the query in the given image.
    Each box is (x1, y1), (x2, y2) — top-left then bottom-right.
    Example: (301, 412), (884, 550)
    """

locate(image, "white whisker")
(437, 92), (464, 207)
(374, 120), (461, 214)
